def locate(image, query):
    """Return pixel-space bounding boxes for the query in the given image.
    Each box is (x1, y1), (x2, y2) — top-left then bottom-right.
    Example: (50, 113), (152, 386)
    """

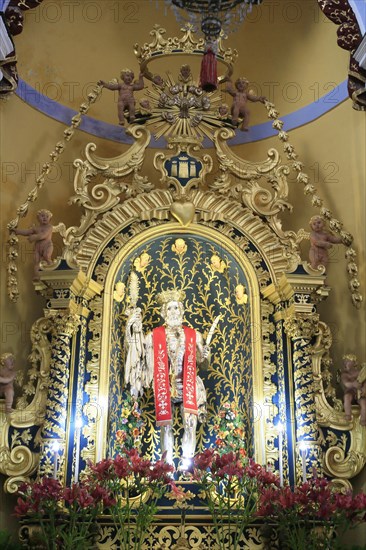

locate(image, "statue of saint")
(125, 289), (210, 466)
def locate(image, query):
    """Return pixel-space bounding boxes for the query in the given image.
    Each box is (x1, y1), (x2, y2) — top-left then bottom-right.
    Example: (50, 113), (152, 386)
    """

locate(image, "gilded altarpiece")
(1, 24), (365, 549)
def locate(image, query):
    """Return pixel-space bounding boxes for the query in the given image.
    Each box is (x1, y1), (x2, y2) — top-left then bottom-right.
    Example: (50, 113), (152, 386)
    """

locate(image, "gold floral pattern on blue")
(108, 234), (253, 461)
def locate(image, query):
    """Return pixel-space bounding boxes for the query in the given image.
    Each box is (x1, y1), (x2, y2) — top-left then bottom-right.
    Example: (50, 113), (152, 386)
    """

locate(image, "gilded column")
(262, 277), (294, 483)
(69, 312), (87, 484)
(273, 303), (291, 483)
(38, 310), (80, 480)
(284, 312), (321, 481)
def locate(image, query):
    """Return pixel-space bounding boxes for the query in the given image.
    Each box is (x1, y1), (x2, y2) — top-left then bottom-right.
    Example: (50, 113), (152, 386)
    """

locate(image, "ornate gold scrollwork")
(62, 126), (152, 268)
(0, 316), (55, 490)
(324, 444), (366, 479)
(284, 312), (320, 341)
(135, 24), (237, 83)
(312, 323), (366, 480)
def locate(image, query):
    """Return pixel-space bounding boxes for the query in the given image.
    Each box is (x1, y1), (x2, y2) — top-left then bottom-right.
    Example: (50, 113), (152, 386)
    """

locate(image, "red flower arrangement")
(14, 444), (366, 550)
(257, 477), (366, 550)
(15, 476), (108, 549)
(192, 448), (279, 550)
(15, 449), (174, 550)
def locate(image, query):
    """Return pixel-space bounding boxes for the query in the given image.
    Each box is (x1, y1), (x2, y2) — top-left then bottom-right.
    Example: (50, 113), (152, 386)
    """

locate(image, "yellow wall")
(1, 0), (365, 539)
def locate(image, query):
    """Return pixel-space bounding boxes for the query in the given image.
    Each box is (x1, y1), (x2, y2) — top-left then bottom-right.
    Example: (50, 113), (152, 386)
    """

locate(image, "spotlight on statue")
(179, 457), (193, 472)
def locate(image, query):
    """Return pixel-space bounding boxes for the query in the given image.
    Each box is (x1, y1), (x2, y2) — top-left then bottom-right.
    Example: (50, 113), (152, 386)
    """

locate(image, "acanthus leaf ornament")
(284, 312), (320, 341)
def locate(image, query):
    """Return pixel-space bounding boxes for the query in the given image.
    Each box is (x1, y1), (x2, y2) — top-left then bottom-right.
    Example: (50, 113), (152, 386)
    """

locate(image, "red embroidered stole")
(153, 326), (197, 426)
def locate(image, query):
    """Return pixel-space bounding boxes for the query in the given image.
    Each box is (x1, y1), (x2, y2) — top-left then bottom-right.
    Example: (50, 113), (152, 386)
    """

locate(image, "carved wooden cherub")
(217, 103), (230, 120)
(309, 215), (342, 269)
(15, 209), (54, 279)
(340, 354), (366, 426)
(98, 69), (144, 125)
(0, 353), (16, 413)
(226, 77), (266, 131)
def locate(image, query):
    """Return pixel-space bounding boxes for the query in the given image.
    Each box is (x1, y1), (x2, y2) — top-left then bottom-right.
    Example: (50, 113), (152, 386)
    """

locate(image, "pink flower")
(127, 450), (151, 477)
(244, 458), (263, 479)
(88, 458), (114, 480)
(193, 448), (215, 470)
(148, 459), (174, 483)
(256, 486), (279, 516)
(113, 455), (131, 478)
(216, 462), (244, 479)
(14, 477), (63, 517)
(77, 487), (95, 509)
(14, 496), (32, 517)
(63, 485), (79, 505)
(352, 492), (366, 510)
(250, 463), (280, 487)
(91, 485), (116, 508)
(214, 452), (236, 470)
(63, 483), (96, 509)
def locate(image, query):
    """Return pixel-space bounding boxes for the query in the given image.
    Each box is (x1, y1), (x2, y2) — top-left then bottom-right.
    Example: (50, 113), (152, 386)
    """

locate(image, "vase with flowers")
(257, 476), (366, 550)
(193, 401), (280, 550)
(15, 448), (174, 550)
(87, 448), (174, 549)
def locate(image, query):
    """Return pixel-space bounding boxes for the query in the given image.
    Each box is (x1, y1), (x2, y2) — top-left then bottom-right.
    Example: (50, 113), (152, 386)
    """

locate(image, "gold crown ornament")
(157, 289), (186, 305)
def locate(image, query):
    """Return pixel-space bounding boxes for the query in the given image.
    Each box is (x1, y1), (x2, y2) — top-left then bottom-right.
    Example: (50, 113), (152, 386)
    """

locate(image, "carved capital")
(45, 309), (81, 337)
(284, 312), (319, 340)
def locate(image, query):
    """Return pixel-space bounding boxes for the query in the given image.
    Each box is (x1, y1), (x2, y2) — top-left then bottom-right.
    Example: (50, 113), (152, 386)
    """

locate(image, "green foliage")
(0, 529), (22, 550)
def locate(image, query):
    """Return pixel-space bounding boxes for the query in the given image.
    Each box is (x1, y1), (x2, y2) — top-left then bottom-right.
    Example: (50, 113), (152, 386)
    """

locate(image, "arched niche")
(92, 222), (266, 465)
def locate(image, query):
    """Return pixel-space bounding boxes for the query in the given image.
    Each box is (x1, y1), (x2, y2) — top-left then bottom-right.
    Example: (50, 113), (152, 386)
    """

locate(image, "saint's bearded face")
(164, 301), (183, 328)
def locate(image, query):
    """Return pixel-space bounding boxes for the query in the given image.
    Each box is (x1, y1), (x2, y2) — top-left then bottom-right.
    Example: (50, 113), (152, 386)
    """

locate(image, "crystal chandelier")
(170, 0), (263, 39)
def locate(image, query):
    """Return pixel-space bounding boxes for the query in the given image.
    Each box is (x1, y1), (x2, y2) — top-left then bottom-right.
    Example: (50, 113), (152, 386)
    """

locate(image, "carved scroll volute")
(324, 437), (366, 480)
(209, 129), (292, 237)
(62, 126), (153, 268)
(0, 317), (55, 491)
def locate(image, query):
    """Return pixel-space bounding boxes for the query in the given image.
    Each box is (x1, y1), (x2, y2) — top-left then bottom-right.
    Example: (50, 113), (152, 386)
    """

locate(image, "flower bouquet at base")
(14, 449), (175, 550)
(192, 448), (280, 550)
(86, 448), (174, 550)
(212, 402), (247, 456)
(115, 393), (145, 453)
(15, 476), (110, 550)
(257, 477), (366, 550)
